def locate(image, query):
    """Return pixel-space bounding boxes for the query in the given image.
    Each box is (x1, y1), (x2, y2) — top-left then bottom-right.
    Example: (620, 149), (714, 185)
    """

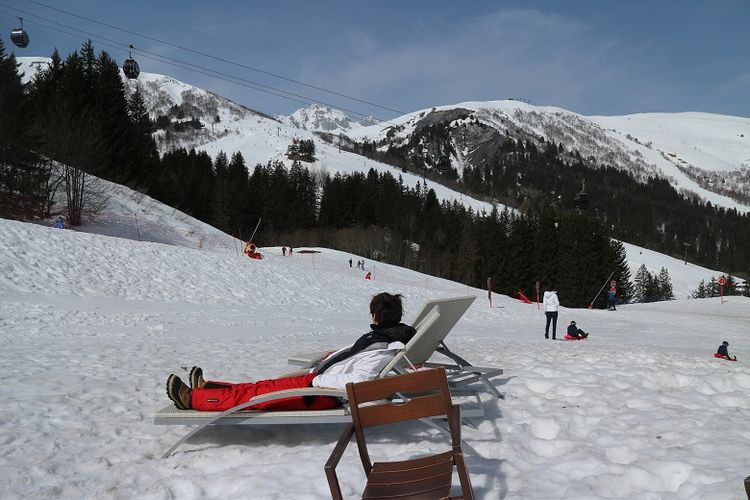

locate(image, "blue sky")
(3, 0), (748, 120)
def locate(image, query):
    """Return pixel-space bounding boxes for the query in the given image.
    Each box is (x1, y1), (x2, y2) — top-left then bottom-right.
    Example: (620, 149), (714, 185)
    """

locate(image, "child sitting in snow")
(715, 341), (737, 361)
(565, 321), (588, 339)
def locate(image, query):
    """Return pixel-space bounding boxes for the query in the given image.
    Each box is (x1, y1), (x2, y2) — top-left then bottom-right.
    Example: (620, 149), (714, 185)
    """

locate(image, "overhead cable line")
(0, 6), (401, 125)
(19, 0), (409, 116)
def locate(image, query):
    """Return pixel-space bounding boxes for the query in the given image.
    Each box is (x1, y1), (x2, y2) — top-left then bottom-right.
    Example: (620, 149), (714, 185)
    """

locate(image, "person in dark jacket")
(716, 341), (736, 361)
(566, 321), (588, 339)
(165, 292), (416, 411)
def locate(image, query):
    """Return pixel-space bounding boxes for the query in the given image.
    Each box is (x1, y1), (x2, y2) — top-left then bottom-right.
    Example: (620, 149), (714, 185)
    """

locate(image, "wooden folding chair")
(325, 367), (474, 500)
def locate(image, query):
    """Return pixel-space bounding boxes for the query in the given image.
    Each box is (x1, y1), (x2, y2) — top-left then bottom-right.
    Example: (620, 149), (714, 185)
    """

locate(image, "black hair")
(370, 292), (403, 327)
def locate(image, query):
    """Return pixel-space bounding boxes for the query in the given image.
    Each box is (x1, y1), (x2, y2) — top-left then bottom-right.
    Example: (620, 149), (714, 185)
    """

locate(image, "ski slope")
(1, 214), (748, 499)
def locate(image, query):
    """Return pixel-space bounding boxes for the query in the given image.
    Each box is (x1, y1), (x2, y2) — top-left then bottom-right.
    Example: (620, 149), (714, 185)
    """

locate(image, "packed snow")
(1, 210), (749, 499)
(8, 56), (750, 499)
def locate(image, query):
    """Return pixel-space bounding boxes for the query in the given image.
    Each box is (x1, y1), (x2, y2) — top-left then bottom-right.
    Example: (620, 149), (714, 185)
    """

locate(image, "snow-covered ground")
(1, 214), (748, 499)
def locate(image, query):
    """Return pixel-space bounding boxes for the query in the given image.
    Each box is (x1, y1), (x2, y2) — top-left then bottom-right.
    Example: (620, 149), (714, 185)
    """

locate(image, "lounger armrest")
(287, 350), (330, 367)
(325, 423), (355, 500)
(244, 387), (346, 406)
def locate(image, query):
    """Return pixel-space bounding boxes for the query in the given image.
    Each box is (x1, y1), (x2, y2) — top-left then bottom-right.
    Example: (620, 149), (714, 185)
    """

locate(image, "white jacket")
(311, 341), (404, 390)
(543, 290), (560, 312)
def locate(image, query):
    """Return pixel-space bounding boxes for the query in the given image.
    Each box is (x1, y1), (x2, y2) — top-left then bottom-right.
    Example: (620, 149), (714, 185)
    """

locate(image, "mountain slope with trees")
(3, 44), (747, 305)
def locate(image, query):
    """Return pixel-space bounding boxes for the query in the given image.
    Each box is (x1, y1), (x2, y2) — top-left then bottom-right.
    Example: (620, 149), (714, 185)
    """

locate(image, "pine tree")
(0, 40), (48, 218)
(721, 274), (737, 295)
(211, 151), (230, 231)
(691, 279), (707, 299)
(633, 264), (650, 303)
(610, 240), (633, 302)
(657, 267), (674, 301)
(126, 89), (159, 191)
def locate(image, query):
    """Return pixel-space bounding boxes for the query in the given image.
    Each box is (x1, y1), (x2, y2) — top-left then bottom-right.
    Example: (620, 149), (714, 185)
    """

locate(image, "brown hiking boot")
(166, 374), (192, 410)
(189, 366), (205, 389)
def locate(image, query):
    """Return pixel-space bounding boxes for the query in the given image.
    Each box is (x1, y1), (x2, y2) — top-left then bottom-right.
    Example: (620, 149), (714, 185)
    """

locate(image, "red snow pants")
(191, 372), (341, 411)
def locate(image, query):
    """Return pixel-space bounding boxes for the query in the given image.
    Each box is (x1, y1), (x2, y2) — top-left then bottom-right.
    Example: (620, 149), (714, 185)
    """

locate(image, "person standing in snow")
(607, 287), (617, 311)
(349, 258), (353, 268)
(282, 246), (287, 256)
(543, 285), (560, 340)
(165, 292), (416, 412)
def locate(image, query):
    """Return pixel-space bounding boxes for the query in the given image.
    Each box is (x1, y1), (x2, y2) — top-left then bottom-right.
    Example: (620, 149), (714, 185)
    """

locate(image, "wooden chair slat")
(357, 393), (448, 428)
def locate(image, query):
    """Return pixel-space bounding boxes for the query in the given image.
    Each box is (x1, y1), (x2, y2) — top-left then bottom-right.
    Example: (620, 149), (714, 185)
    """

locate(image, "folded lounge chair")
(290, 296), (504, 399)
(154, 305), (485, 458)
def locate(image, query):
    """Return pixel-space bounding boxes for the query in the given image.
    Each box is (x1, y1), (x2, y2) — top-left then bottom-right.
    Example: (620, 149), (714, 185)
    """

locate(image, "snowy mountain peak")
(281, 104), (377, 133)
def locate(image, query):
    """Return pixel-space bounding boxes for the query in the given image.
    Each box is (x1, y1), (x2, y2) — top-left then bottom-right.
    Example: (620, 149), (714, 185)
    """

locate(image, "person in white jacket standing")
(543, 286), (560, 340)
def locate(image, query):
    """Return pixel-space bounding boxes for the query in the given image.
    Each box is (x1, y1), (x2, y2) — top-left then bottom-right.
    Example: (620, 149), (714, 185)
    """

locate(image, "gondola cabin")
(574, 191), (590, 210)
(122, 44), (140, 79)
(123, 58), (140, 79)
(11, 18), (29, 48)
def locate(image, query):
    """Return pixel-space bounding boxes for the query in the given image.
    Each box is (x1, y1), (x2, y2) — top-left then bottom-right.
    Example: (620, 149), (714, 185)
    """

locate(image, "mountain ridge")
(17, 56), (750, 211)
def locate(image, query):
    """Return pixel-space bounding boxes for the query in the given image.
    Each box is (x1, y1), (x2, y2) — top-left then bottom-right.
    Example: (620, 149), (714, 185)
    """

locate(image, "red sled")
(713, 353), (737, 361)
(246, 252), (263, 260)
(516, 289), (533, 304)
(563, 335), (586, 341)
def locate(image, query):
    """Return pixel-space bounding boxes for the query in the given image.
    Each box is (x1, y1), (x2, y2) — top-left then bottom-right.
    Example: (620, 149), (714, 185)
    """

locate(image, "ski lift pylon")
(122, 44), (140, 79)
(11, 17), (29, 48)
(574, 179), (589, 210)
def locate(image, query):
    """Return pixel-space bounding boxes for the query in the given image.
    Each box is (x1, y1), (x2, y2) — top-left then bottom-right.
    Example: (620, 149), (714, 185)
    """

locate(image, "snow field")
(2, 217), (749, 498)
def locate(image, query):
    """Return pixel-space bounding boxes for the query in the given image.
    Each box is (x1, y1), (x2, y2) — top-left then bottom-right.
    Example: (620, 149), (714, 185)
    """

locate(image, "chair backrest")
(401, 295), (476, 367)
(378, 306), (441, 376)
(346, 368), (458, 471)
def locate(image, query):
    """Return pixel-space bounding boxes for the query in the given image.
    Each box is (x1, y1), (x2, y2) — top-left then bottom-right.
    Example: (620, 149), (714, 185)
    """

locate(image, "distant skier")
(715, 341), (737, 361)
(349, 258), (352, 268)
(365, 271), (372, 280)
(289, 246), (293, 256)
(607, 287), (617, 311)
(282, 246), (287, 256)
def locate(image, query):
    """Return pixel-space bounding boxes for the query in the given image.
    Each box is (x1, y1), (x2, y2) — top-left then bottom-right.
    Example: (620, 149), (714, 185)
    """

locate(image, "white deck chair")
(154, 306), (485, 458)
(290, 296), (504, 399)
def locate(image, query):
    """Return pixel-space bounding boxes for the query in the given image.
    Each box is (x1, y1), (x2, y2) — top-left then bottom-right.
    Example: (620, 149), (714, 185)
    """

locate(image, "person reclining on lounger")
(166, 292), (416, 412)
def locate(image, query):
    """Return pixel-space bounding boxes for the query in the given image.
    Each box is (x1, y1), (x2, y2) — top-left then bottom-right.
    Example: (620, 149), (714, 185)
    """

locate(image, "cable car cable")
(0, 7), (399, 125)
(19, 0), (409, 116)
